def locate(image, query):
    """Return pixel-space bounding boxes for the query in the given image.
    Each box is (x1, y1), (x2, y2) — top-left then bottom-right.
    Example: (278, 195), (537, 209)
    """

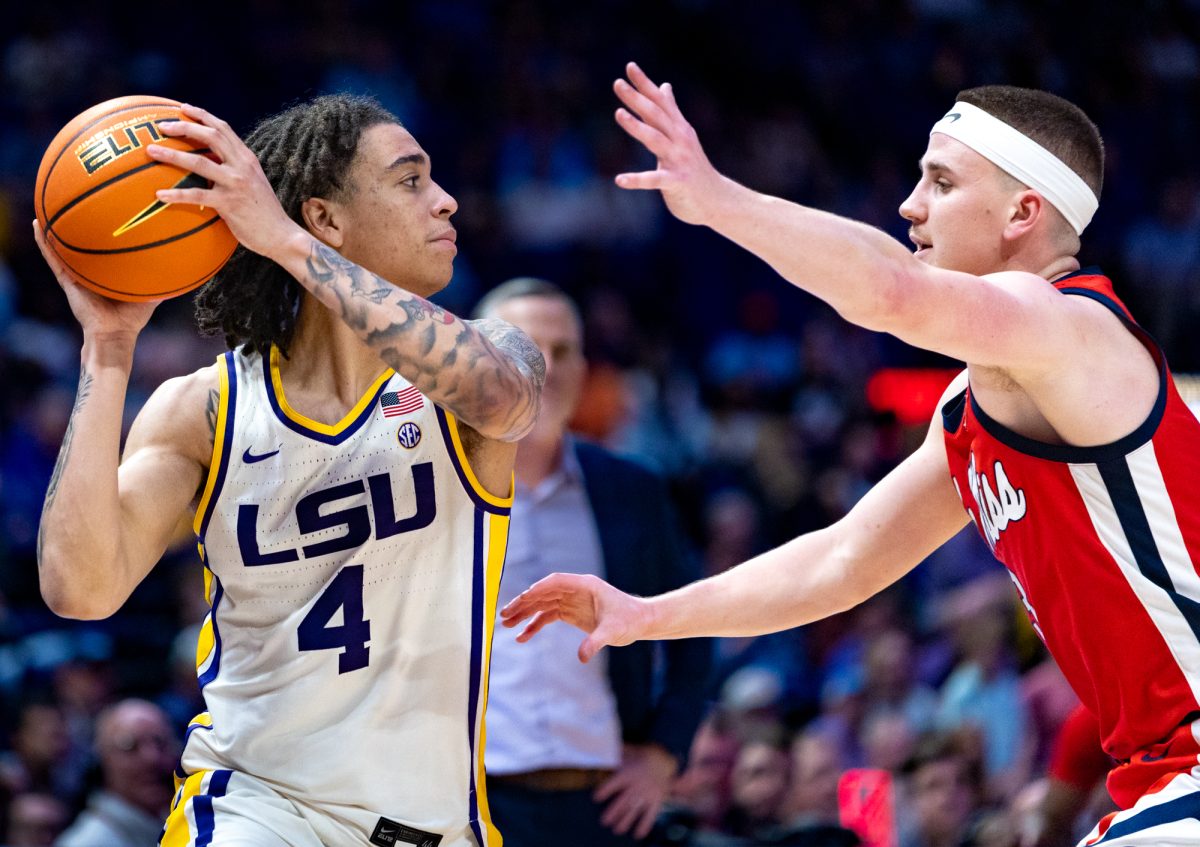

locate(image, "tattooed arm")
(290, 241), (544, 441)
(141, 104), (544, 441)
(37, 356), (216, 619)
(32, 220), (215, 620)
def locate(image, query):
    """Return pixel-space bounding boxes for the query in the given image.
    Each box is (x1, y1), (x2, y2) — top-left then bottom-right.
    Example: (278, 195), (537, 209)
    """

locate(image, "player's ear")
(301, 197), (344, 249)
(1005, 189), (1042, 241)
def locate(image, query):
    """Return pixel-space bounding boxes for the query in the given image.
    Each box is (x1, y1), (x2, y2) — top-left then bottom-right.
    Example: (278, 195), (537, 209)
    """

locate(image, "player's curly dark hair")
(193, 94), (399, 356)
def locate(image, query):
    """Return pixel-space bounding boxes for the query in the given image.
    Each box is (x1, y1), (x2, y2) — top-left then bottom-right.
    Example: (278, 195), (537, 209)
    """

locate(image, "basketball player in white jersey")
(34, 94), (544, 847)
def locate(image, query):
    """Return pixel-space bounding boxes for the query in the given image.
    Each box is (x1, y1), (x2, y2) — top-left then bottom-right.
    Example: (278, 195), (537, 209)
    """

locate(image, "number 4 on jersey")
(298, 565), (371, 673)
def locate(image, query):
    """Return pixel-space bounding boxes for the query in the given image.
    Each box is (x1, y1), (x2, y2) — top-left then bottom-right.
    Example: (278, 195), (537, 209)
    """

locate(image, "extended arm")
(501, 406), (970, 660)
(148, 107), (544, 442)
(288, 239), (543, 441)
(33, 224), (212, 619)
(611, 63), (1089, 373)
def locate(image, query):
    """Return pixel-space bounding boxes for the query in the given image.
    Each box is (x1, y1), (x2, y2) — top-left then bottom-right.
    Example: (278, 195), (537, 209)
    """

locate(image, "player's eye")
(401, 174), (420, 188)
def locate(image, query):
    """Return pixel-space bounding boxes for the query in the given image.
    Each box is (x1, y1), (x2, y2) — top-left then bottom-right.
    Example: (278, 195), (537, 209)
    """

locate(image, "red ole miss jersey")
(943, 269), (1200, 809)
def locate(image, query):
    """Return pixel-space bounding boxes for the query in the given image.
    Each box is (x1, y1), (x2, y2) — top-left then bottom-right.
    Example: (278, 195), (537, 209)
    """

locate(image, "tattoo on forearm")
(305, 244), (393, 310)
(469, 318), (548, 389)
(38, 367), (94, 564)
(302, 241), (544, 438)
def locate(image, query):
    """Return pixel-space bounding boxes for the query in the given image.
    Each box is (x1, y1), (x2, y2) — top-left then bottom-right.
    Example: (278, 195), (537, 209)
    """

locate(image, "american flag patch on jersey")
(380, 385), (424, 417)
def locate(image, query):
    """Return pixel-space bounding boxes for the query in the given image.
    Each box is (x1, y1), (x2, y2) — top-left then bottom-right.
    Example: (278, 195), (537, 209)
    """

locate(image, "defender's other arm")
(148, 108), (543, 443)
(502, 397), (971, 661)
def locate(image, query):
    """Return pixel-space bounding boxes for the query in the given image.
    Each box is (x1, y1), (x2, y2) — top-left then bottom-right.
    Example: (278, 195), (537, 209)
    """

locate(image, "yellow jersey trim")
(268, 345), (393, 436)
(162, 769), (207, 847)
(443, 410), (515, 509)
(475, 512), (509, 846)
(192, 357), (230, 536)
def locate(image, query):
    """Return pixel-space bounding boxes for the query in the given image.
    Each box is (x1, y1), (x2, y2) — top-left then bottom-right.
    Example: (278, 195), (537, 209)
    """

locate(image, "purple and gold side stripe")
(466, 507), (510, 847)
(159, 768), (233, 847)
(193, 352), (237, 542)
(434, 407), (513, 516)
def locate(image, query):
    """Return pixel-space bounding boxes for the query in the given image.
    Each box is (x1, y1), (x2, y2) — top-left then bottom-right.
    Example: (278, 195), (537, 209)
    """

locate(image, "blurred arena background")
(0, 1), (1198, 845)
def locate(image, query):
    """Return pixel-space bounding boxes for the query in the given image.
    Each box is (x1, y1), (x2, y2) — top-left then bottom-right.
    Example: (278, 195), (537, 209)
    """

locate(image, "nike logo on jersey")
(242, 447), (281, 464)
(370, 816), (443, 847)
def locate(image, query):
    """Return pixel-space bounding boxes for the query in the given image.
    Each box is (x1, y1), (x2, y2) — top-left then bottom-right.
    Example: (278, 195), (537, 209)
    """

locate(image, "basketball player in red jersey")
(502, 63), (1200, 846)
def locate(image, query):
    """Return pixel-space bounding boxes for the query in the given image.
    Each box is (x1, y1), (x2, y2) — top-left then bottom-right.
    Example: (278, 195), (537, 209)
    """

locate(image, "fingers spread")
(614, 108), (671, 158)
(613, 78), (673, 136)
(146, 144), (223, 182)
(179, 103), (234, 135)
(579, 634), (605, 663)
(32, 220), (66, 274)
(614, 170), (667, 191)
(593, 772), (625, 803)
(625, 61), (665, 104)
(515, 610), (559, 643)
(633, 804), (658, 839)
(156, 187), (213, 207)
(174, 104), (239, 160)
(658, 81), (686, 123)
(600, 787), (643, 835)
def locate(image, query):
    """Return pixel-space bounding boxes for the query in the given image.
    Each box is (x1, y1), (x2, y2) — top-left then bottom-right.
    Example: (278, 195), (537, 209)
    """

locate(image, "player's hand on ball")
(33, 220), (158, 340)
(147, 105), (301, 261)
(613, 62), (727, 227)
(499, 573), (651, 663)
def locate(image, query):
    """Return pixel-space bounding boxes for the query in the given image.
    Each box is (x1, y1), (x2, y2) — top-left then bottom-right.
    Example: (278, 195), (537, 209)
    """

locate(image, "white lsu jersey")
(175, 346), (509, 847)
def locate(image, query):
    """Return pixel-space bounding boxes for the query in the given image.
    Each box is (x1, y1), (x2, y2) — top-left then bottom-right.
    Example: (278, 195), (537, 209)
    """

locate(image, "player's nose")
(433, 181), (458, 218)
(898, 185), (924, 223)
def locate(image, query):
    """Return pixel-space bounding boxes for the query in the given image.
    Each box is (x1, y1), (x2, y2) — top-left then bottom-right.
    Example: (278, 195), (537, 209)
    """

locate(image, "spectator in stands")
(55, 700), (176, 847)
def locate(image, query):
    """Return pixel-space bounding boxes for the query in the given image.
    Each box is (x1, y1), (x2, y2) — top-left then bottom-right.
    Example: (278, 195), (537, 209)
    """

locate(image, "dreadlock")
(193, 94), (400, 356)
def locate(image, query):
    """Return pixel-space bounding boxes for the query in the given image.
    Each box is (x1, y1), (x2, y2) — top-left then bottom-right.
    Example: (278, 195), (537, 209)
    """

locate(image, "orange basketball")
(34, 96), (237, 302)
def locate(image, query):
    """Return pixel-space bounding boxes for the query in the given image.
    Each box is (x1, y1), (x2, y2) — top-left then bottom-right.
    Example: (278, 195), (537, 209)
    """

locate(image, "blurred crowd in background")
(0, 1), (1198, 845)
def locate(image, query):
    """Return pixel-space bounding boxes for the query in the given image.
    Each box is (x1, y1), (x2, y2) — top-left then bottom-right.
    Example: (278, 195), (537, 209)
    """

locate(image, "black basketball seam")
(50, 214), (227, 255)
(45, 147), (214, 229)
(47, 229), (237, 300)
(38, 98), (180, 224)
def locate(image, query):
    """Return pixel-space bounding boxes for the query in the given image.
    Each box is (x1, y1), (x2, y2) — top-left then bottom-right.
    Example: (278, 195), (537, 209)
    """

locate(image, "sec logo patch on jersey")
(397, 422), (422, 449)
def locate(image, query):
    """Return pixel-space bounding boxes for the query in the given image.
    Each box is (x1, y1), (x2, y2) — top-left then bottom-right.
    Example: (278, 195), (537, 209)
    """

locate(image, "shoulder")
(982, 270), (1120, 321)
(980, 270), (1066, 300)
(125, 360), (224, 468)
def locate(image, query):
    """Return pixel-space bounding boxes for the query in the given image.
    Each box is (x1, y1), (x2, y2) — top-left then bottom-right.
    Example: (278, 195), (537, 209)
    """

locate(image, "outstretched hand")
(613, 62), (726, 226)
(499, 573), (652, 663)
(146, 104), (301, 261)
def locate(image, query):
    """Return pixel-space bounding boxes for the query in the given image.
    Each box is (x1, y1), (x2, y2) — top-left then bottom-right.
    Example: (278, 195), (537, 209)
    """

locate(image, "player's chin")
(424, 263), (455, 296)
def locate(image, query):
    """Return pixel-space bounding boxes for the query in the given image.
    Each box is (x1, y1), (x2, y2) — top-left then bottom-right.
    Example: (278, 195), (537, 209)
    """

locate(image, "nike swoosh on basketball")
(112, 169), (210, 237)
(242, 447), (280, 464)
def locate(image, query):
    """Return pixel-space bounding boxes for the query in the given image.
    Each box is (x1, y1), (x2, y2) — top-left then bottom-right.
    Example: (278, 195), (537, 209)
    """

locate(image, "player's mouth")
(909, 231), (932, 258)
(430, 228), (458, 252)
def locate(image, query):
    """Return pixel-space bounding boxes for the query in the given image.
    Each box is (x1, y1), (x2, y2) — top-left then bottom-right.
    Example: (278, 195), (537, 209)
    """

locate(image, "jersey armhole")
(193, 353), (238, 541)
(434, 407), (513, 514)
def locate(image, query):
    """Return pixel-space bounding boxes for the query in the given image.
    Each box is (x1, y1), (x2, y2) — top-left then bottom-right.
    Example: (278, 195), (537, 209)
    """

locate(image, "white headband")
(930, 101), (1098, 234)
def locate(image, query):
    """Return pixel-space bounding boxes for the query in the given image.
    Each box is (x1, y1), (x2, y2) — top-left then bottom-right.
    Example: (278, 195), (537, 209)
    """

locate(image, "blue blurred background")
(0, 2), (1198, 844)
